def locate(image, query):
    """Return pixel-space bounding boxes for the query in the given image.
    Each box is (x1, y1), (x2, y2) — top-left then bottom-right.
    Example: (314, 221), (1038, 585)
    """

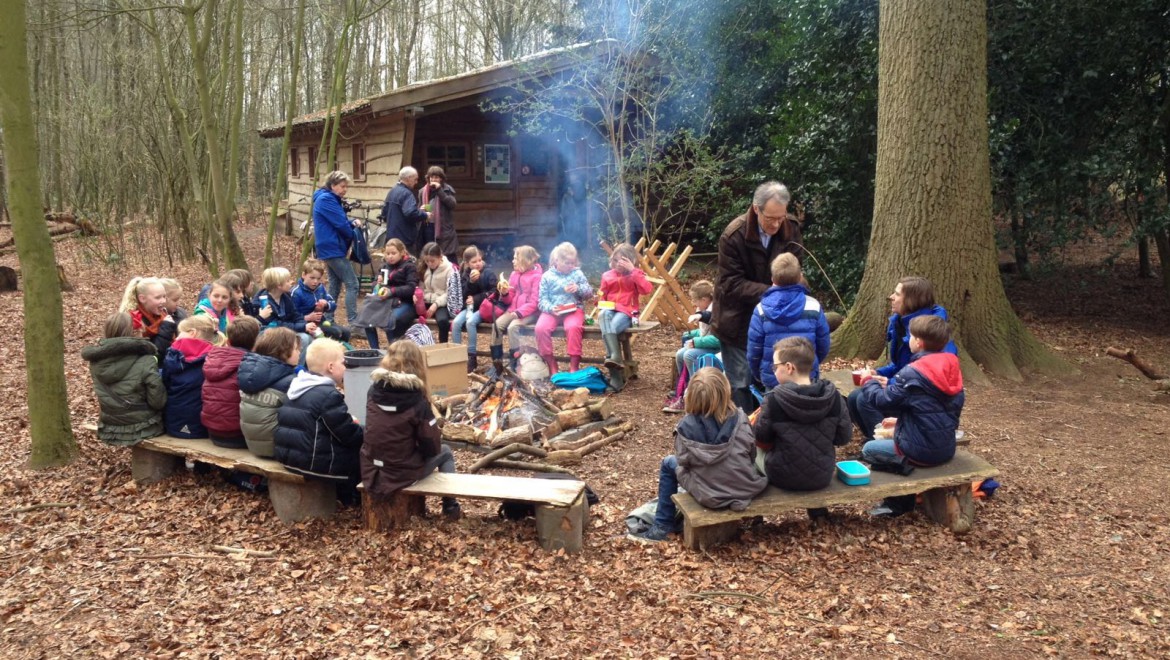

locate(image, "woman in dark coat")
(418, 166), (459, 261)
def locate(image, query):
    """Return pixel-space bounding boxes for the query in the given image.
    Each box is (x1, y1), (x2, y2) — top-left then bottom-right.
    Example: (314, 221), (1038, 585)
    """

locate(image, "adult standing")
(711, 181), (805, 412)
(313, 170), (362, 324)
(383, 166), (430, 254)
(418, 166), (459, 262)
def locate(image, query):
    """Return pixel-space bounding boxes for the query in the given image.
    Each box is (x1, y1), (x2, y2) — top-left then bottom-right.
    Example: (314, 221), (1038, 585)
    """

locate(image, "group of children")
(629, 257), (967, 542)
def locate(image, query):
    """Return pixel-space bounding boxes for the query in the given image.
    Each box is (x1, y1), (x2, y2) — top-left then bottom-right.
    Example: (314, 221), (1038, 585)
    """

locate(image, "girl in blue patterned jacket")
(535, 242), (593, 374)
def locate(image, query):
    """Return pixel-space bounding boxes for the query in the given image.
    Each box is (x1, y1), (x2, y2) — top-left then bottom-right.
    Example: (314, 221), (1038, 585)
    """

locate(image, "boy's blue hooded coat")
(747, 284), (831, 387)
(866, 351), (965, 466)
(291, 278), (337, 318)
(876, 305), (959, 378)
(161, 337), (213, 438)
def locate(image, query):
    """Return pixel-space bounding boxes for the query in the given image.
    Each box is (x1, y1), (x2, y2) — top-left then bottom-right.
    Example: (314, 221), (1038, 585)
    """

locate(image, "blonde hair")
(684, 367), (735, 423)
(381, 340), (428, 390)
(770, 253), (802, 286)
(609, 243), (638, 269)
(262, 267), (292, 292)
(178, 315), (221, 344)
(104, 312), (135, 339)
(160, 278), (182, 297)
(305, 338), (344, 373)
(119, 277), (164, 313)
(302, 259), (326, 276)
(549, 242), (579, 270)
(688, 279), (714, 302)
(513, 245), (539, 270)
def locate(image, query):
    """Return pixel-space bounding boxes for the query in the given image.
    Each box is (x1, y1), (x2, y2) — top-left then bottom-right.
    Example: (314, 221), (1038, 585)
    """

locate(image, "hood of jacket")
(238, 352), (297, 393)
(769, 379), (839, 423)
(171, 337), (214, 362)
(676, 412), (740, 466)
(202, 345), (246, 382)
(287, 370), (337, 400)
(910, 351), (963, 396)
(368, 368), (427, 408)
(82, 337), (158, 384)
(759, 284), (809, 323)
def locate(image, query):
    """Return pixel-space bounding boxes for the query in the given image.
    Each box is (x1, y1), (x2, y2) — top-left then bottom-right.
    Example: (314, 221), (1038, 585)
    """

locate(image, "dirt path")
(1, 226), (1168, 657)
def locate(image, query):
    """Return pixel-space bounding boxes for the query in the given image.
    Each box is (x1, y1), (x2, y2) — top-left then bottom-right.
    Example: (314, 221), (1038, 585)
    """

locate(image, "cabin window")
(308, 147), (319, 178)
(352, 143), (366, 180)
(424, 143), (471, 177)
(290, 148), (300, 177)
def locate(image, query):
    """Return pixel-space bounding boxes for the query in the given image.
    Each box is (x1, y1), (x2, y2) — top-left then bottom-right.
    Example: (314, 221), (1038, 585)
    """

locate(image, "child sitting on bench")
(628, 368), (767, 543)
(361, 340), (462, 521)
(82, 312), (167, 446)
(161, 315), (222, 439)
(664, 279), (721, 413)
(536, 242), (593, 374)
(597, 243), (652, 370)
(859, 315), (965, 516)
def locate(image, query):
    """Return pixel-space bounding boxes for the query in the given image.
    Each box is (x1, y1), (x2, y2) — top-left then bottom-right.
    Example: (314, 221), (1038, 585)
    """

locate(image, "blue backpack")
(550, 366), (610, 394)
(349, 225), (371, 265)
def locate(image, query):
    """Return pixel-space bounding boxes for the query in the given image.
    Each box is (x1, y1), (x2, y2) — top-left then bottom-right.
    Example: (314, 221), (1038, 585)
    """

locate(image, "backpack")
(550, 366), (610, 394)
(349, 225), (371, 265)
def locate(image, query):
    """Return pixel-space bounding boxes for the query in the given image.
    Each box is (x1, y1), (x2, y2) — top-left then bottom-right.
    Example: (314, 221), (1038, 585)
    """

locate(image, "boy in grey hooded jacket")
(629, 368), (767, 543)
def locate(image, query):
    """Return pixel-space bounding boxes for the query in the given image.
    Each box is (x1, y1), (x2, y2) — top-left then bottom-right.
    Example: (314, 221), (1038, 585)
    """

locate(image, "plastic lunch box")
(836, 460), (871, 486)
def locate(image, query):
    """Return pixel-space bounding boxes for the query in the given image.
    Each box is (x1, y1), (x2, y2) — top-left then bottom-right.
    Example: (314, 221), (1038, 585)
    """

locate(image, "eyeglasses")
(772, 361), (793, 372)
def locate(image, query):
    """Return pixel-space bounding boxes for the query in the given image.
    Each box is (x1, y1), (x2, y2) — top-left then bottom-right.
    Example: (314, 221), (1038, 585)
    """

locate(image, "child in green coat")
(81, 312), (167, 446)
(664, 280), (722, 413)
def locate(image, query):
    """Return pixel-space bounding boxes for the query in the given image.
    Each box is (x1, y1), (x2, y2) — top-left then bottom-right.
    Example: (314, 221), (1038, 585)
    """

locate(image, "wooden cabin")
(260, 43), (611, 254)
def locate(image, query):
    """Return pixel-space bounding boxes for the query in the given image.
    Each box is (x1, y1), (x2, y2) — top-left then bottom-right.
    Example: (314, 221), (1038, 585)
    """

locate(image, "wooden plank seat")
(127, 434), (338, 524)
(362, 472), (590, 553)
(426, 319), (660, 389)
(672, 449), (998, 551)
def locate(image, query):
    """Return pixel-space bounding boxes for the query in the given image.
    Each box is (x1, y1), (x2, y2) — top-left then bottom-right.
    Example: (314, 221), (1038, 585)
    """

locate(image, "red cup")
(852, 370), (864, 386)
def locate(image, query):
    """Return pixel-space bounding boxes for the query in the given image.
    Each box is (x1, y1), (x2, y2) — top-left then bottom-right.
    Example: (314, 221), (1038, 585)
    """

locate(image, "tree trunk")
(0, 0), (77, 468)
(830, 0), (1068, 383)
(267, 0), (307, 269)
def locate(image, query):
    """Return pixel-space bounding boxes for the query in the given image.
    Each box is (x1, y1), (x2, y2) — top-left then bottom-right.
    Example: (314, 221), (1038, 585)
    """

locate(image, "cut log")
(550, 431), (603, 452)
(468, 442), (549, 473)
(601, 421), (633, 437)
(468, 372), (490, 385)
(489, 425), (534, 448)
(550, 387), (590, 410)
(441, 423), (486, 445)
(544, 450), (582, 466)
(362, 489), (424, 532)
(435, 393), (472, 409)
(587, 398), (614, 421)
(555, 407), (592, 430)
(544, 420), (617, 447)
(577, 431), (625, 457)
(1105, 346), (1168, 381)
(491, 459), (575, 474)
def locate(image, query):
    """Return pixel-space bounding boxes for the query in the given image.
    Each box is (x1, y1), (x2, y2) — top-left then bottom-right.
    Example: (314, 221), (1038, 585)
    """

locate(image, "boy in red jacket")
(201, 317), (261, 448)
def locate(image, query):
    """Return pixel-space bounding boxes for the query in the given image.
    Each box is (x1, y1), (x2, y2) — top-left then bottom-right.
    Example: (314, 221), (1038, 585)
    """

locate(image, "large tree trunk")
(0, 0), (77, 468)
(830, 0), (1068, 383)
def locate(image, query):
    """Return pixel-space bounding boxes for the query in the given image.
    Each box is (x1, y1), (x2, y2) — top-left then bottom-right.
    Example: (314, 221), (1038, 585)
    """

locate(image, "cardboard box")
(421, 343), (468, 398)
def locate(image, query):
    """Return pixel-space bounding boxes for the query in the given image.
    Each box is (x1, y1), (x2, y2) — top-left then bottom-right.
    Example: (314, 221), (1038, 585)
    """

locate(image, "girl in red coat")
(201, 317), (261, 448)
(597, 243), (652, 368)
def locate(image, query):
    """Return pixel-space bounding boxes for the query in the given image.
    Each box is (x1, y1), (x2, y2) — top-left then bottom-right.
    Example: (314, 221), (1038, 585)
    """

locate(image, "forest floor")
(1, 222), (1169, 658)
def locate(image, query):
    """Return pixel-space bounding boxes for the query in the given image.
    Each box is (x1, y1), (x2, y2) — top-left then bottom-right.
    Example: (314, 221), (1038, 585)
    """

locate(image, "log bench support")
(674, 449), (997, 551)
(269, 479), (338, 523)
(131, 445), (183, 484)
(534, 492), (589, 553)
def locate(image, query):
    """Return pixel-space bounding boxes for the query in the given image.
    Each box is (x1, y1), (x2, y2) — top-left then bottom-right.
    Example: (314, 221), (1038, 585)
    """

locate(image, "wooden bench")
(672, 449), (998, 551)
(127, 434), (339, 524)
(427, 319), (660, 389)
(362, 473), (590, 553)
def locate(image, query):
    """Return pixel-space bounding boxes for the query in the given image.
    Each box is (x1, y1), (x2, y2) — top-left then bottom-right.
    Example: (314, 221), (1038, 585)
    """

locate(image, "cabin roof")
(259, 41), (611, 138)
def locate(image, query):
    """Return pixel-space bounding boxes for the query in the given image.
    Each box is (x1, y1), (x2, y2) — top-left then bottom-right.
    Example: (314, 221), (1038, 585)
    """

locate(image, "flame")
(478, 389), (525, 437)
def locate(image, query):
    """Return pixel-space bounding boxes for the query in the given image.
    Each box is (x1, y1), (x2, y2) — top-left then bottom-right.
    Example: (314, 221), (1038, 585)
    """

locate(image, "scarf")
(421, 184), (442, 239)
(136, 308), (165, 338)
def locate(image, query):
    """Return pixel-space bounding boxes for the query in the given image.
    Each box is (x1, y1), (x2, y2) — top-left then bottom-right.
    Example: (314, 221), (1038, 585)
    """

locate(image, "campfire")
(433, 367), (632, 473)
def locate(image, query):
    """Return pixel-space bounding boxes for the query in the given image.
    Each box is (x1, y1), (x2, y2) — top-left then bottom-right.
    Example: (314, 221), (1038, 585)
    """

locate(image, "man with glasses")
(710, 181), (805, 412)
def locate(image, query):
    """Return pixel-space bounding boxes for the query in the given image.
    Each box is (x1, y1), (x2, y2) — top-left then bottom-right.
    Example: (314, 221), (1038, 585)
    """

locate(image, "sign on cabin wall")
(483, 144), (511, 184)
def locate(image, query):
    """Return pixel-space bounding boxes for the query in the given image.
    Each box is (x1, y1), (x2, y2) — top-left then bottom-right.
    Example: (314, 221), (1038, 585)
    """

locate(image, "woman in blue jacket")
(313, 171), (361, 325)
(847, 276), (958, 439)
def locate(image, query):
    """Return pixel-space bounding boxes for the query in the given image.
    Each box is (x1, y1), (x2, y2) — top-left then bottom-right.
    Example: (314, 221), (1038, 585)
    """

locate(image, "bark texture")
(0, 0), (77, 467)
(830, 0), (1069, 382)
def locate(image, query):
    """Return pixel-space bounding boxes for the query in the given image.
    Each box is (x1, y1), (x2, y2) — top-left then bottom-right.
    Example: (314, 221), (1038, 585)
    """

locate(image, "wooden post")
(361, 489), (424, 531)
(920, 484), (975, 534)
(130, 447), (182, 485)
(682, 518), (740, 552)
(534, 491), (588, 553)
(268, 479), (338, 523)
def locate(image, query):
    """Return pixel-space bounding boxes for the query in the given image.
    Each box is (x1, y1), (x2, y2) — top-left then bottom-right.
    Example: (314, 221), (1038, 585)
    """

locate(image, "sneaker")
(441, 502), (463, 521)
(868, 503), (896, 517)
(627, 524), (673, 544)
(662, 396), (685, 413)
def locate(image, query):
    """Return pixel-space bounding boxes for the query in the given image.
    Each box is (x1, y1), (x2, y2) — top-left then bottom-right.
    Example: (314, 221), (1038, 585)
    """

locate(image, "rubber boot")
(602, 333), (623, 369)
(543, 354), (559, 376)
(467, 351), (478, 373)
(569, 355), (581, 372)
(490, 344), (504, 369)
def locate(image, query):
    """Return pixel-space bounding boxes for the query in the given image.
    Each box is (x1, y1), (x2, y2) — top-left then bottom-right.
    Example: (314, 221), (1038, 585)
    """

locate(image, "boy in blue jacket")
(747, 253), (831, 388)
(256, 266), (316, 365)
(859, 315), (965, 515)
(291, 259), (353, 343)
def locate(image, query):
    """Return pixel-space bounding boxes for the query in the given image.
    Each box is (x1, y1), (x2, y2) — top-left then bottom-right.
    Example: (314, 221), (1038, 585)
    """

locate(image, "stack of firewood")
(432, 367), (632, 473)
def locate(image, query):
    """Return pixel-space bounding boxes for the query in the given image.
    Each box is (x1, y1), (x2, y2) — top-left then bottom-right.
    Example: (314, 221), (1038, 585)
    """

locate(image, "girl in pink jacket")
(484, 245), (543, 364)
(597, 243), (652, 368)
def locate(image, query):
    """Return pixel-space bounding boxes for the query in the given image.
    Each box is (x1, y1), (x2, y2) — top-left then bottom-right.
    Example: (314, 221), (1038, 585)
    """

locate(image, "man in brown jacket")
(711, 181), (804, 412)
